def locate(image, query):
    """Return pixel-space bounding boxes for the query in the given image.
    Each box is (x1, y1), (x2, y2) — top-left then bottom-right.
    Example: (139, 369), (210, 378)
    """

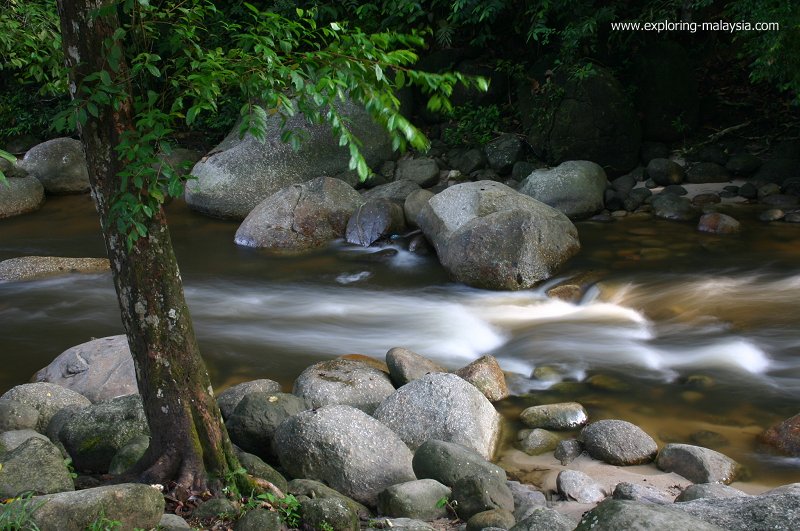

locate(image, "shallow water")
(1, 195), (800, 486)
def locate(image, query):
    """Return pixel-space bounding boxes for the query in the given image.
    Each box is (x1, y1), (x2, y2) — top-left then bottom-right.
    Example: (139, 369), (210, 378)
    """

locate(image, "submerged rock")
(0, 256), (109, 282)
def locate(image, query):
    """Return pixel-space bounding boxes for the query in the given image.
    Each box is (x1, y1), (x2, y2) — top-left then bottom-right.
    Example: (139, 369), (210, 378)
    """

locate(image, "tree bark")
(56, 0), (240, 492)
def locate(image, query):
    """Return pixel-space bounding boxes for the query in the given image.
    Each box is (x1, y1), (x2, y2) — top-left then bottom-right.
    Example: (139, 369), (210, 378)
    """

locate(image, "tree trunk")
(56, 0), (240, 492)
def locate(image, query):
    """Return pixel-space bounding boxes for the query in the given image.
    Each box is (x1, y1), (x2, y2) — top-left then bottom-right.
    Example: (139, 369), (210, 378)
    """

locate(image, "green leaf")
(145, 63), (161, 77)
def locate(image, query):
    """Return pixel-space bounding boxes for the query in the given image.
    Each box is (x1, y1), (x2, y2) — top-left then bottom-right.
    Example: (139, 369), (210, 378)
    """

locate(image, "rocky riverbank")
(2, 337), (800, 530)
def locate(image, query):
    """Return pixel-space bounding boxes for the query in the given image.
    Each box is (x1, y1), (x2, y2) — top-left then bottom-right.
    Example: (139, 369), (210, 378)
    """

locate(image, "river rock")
(579, 419), (658, 465)
(675, 483), (749, 502)
(454, 355), (509, 401)
(0, 429), (49, 453)
(287, 478), (371, 519)
(0, 437), (74, 497)
(216, 378), (282, 419)
(466, 509), (516, 531)
(226, 391), (306, 460)
(403, 189), (434, 228)
(395, 158), (440, 187)
(108, 434), (149, 475)
(655, 443), (739, 484)
(274, 405), (415, 505)
(192, 497), (239, 520)
(0, 256), (109, 282)
(185, 100), (390, 219)
(510, 507), (575, 531)
(33, 335), (135, 403)
(1, 382), (91, 432)
(507, 481), (547, 522)
(448, 148), (487, 175)
(345, 198), (406, 246)
(14, 483), (164, 531)
(363, 179), (422, 204)
(19, 138), (90, 194)
(554, 439), (584, 465)
(518, 429), (560, 455)
(557, 469), (606, 504)
(234, 509), (281, 531)
(236, 450), (288, 492)
(0, 398), (39, 431)
(575, 499), (724, 530)
(759, 413), (800, 456)
(301, 496), (359, 531)
(377, 479), (451, 520)
(385, 347), (447, 386)
(522, 65), (640, 174)
(520, 402), (588, 430)
(674, 490), (800, 530)
(0, 174), (45, 219)
(374, 373), (502, 458)
(651, 193), (698, 221)
(366, 518), (435, 530)
(234, 176), (363, 251)
(686, 162), (731, 184)
(412, 439), (507, 489)
(416, 180), (580, 290)
(59, 394), (149, 473)
(698, 212), (741, 234)
(612, 482), (673, 504)
(485, 134), (525, 175)
(519, 160), (608, 219)
(451, 472), (515, 520)
(160, 513), (193, 530)
(293, 358), (395, 415)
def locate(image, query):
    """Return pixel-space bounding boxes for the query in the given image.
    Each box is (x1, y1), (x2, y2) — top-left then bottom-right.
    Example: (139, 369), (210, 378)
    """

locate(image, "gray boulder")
(216, 379), (282, 419)
(234, 176), (362, 251)
(374, 373), (502, 459)
(0, 398), (40, 431)
(655, 443), (739, 484)
(385, 347), (447, 387)
(160, 513), (194, 530)
(274, 405), (415, 505)
(466, 509), (516, 530)
(575, 499), (723, 530)
(186, 101), (391, 219)
(416, 181), (580, 290)
(579, 420), (658, 466)
(0, 256), (109, 282)
(0, 429), (49, 453)
(0, 175), (44, 219)
(345, 198), (406, 246)
(485, 134), (525, 175)
(193, 497), (238, 520)
(448, 148), (487, 175)
(554, 439), (584, 465)
(59, 394), (149, 472)
(510, 507), (574, 531)
(292, 358), (395, 415)
(226, 391), (306, 460)
(675, 483), (749, 502)
(520, 402), (588, 430)
(522, 65), (640, 175)
(645, 158), (685, 186)
(454, 355), (509, 401)
(651, 193), (698, 221)
(236, 450), (288, 492)
(234, 509), (281, 531)
(287, 478), (370, 519)
(0, 437), (74, 497)
(11, 483), (164, 531)
(366, 518), (435, 530)
(519, 160), (608, 219)
(452, 473), (515, 520)
(108, 435), (149, 475)
(403, 189), (434, 228)
(517, 429), (560, 456)
(377, 479), (451, 520)
(395, 158), (440, 187)
(301, 497), (359, 531)
(612, 482), (673, 504)
(362, 180), (422, 204)
(507, 480), (547, 523)
(1, 382), (91, 432)
(698, 212), (741, 234)
(33, 335), (136, 403)
(557, 470), (606, 504)
(674, 491), (800, 530)
(19, 138), (90, 194)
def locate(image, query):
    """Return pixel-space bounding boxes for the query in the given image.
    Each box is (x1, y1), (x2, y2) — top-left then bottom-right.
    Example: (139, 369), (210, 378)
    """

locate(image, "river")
(1, 194), (799, 487)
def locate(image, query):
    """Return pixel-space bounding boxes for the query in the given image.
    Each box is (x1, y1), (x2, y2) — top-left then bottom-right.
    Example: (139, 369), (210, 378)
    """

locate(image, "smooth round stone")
(758, 208), (784, 221)
(656, 443), (740, 484)
(520, 402), (588, 430)
(698, 212), (741, 234)
(579, 420), (658, 466)
(557, 470), (606, 504)
(518, 429), (561, 456)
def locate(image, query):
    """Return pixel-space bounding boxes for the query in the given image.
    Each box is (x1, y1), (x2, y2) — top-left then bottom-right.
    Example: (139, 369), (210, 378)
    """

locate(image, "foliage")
(319, 522), (335, 531)
(261, 492), (301, 527)
(84, 513), (122, 531)
(0, 148), (14, 185)
(0, 493), (43, 531)
(442, 104), (501, 146)
(0, 84), (73, 144)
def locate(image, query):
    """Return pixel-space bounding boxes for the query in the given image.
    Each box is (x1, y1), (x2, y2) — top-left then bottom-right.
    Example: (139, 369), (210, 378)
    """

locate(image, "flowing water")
(2, 195), (800, 488)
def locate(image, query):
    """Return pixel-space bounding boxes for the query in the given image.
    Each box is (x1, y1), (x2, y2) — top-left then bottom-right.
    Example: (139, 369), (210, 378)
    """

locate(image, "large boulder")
(519, 161), (608, 219)
(185, 101), (391, 219)
(377, 479), (451, 520)
(274, 405), (415, 505)
(292, 358), (396, 415)
(33, 335), (136, 403)
(0, 256), (110, 282)
(234, 176), (363, 251)
(216, 378), (282, 420)
(416, 181), (580, 290)
(1, 382), (91, 432)
(374, 373), (502, 459)
(674, 490), (800, 530)
(225, 392), (307, 460)
(19, 138), (90, 194)
(0, 174), (44, 219)
(345, 198), (406, 247)
(575, 499), (723, 531)
(395, 158), (440, 187)
(12, 483), (164, 531)
(59, 394), (149, 472)
(0, 437), (74, 497)
(655, 443), (739, 484)
(0, 398), (40, 431)
(287, 479), (371, 519)
(521, 65), (641, 175)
